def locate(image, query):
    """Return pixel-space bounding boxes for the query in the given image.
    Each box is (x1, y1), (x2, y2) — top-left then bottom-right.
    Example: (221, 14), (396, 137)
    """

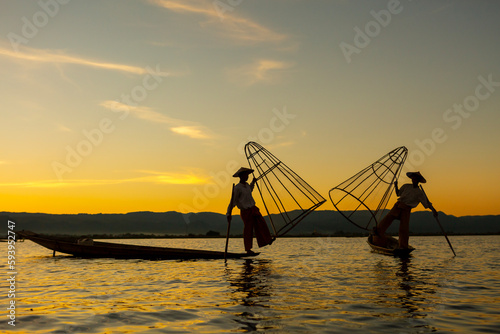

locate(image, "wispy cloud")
(0, 44), (167, 76)
(149, 0), (287, 44)
(56, 124), (73, 133)
(228, 59), (295, 85)
(100, 101), (213, 139)
(138, 170), (209, 185)
(170, 126), (211, 139)
(0, 171), (210, 188)
(101, 100), (177, 124)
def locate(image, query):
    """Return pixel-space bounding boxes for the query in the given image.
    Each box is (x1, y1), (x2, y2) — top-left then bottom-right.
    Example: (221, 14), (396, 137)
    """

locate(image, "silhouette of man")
(373, 171), (438, 249)
(227, 167), (274, 254)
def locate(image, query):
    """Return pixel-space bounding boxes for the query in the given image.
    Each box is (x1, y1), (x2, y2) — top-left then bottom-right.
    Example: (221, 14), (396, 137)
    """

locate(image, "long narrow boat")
(367, 234), (414, 257)
(18, 231), (257, 260)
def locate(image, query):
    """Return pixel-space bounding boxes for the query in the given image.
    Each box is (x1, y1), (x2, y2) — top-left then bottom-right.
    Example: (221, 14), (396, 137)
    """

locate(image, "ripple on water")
(3, 235), (499, 333)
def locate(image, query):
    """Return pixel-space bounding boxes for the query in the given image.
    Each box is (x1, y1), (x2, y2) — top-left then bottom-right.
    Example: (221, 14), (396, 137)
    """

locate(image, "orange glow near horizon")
(1, 176), (498, 217)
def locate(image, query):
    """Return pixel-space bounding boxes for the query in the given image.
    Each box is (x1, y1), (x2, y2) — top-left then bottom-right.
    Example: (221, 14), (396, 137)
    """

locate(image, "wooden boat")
(17, 230), (257, 260)
(367, 234), (414, 257)
(0, 238), (23, 242)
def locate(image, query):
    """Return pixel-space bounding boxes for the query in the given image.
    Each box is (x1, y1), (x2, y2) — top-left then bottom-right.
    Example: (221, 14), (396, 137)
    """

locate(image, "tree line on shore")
(2, 210), (499, 238)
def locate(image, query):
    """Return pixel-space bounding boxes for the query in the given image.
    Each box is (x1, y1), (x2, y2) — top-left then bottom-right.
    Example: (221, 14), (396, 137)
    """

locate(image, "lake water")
(2, 235), (499, 333)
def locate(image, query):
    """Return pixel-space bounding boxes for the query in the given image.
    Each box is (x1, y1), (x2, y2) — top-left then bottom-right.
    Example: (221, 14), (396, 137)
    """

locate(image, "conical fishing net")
(245, 142), (326, 237)
(329, 146), (408, 231)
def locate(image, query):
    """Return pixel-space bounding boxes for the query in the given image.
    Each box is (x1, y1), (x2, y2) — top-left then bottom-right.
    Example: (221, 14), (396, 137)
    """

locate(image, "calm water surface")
(1, 236), (499, 333)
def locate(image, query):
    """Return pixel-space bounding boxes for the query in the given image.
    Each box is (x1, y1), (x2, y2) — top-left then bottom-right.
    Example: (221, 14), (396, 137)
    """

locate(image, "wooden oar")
(420, 185), (456, 256)
(224, 184), (235, 262)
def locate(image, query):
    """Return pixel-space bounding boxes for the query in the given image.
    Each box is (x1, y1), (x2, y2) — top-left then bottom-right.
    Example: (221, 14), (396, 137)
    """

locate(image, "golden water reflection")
(225, 259), (276, 332)
(4, 236), (499, 333)
(371, 256), (444, 331)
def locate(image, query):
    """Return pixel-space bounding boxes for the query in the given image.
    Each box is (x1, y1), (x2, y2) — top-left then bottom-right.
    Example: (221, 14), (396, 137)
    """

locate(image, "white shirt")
(226, 182), (256, 216)
(397, 184), (430, 209)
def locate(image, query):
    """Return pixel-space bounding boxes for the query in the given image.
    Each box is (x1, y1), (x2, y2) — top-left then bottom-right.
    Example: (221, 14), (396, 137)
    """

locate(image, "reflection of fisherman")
(227, 167), (274, 255)
(373, 172), (438, 249)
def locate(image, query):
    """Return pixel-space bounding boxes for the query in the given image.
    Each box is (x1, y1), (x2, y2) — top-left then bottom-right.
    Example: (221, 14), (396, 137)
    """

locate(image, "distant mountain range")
(2, 210), (499, 237)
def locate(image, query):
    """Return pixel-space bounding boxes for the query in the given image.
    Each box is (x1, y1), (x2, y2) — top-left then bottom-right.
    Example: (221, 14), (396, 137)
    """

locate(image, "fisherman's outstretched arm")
(430, 204), (438, 217)
(422, 192), (438, 217)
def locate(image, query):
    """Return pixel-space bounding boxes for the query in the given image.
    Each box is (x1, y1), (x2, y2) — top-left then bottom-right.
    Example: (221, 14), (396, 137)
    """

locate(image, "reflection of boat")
(18, 230), (257, 260)
(367, 234), (414, 257)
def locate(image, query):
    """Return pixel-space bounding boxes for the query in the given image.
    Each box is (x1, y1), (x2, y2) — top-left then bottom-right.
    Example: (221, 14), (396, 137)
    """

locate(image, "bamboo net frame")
(329, 146), (408, 231)
(245, 142), (326, 237)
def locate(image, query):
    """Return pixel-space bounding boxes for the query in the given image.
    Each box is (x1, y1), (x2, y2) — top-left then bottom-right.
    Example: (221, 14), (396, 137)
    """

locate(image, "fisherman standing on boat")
(227, 167), (274, 255)
(372, 171), (438, 249)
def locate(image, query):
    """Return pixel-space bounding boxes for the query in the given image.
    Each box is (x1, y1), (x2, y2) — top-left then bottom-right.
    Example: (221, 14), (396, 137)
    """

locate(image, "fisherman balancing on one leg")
(372, 171), (438, 249)
(226, 167), (275, 255)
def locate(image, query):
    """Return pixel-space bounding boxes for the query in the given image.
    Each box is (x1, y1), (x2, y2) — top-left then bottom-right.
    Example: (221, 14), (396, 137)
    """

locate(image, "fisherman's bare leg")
(375, 202), (403, 246)
(373, 213), (396, 247)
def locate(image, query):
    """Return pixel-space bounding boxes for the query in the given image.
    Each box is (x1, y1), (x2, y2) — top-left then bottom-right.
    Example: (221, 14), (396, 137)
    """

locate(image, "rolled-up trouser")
(240, 206), (273, 251)
(377, 201), (412, 248)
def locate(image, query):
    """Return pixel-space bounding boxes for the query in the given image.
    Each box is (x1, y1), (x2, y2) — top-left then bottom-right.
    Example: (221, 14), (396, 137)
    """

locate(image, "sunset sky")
(1, 0), (499, 216)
